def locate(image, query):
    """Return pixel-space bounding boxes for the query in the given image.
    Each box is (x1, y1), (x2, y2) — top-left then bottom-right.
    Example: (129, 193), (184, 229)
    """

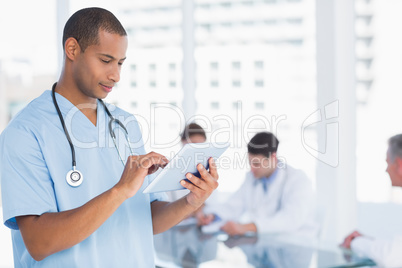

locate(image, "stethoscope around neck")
(51, 82), (134, 187)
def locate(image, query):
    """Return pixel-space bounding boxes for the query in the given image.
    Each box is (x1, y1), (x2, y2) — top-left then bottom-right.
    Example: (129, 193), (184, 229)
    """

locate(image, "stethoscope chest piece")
(52, 82), (131, 187)
(66, 169), (83, 187)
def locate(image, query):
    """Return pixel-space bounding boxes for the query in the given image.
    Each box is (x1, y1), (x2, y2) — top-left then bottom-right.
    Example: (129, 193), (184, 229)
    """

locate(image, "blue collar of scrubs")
(254, 167), (279, 193)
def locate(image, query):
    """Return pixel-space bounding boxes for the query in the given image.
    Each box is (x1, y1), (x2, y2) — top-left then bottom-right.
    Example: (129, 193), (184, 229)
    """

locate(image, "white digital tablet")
(143, 142), (230, 194)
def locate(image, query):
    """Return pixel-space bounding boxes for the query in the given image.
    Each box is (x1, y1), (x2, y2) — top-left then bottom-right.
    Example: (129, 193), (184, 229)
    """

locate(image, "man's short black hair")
(247, 132), (279, 157)
(63, 7), (127, 52)
(181, 123), (206, 141)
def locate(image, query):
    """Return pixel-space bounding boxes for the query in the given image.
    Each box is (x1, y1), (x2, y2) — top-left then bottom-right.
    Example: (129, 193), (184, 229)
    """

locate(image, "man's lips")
(100, 83), (113, 92)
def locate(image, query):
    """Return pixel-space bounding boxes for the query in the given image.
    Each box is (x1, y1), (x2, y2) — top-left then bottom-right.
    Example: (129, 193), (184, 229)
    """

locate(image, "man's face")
(181, 134), (206, 145)
(73, 29), (128, 100)
(385, 149), (402, 187)
(248, 153), (277, 179)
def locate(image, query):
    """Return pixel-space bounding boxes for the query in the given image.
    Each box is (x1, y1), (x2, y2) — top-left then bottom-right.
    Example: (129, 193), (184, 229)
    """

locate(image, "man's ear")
(64, 37), (81, 61)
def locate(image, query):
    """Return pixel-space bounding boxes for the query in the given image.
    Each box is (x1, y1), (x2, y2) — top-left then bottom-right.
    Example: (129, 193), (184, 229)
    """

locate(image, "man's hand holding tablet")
(143, 142), (229, 194)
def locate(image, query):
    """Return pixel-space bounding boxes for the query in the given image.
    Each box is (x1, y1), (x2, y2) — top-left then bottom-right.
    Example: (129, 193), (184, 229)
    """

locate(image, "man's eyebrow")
(98, 53), (127, 61)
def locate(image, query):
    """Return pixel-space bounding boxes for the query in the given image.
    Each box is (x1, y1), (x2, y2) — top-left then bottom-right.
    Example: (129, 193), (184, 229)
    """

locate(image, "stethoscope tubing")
(51, 82), (134, 186)
(51, 83), (77, 169)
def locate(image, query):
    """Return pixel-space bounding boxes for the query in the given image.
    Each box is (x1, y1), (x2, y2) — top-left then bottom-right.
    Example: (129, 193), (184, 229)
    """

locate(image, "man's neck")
(55, 78), (97, 106)
(264, 167), (277, 179)
(55, 79), (98, 126)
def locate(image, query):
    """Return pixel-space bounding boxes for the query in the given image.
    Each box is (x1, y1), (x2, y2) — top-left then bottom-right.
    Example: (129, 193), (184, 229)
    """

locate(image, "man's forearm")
(242, 223), (257, 233)
(16, 186), (126, 261)
(151, 198), (197, 234)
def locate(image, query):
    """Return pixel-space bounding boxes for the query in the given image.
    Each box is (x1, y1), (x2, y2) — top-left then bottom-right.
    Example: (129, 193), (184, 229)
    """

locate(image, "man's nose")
(108, 64), (121, 83)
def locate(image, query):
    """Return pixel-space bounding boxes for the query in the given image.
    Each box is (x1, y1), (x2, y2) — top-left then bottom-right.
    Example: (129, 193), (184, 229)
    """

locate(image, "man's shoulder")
(103, 102), (144, 142)
(0, 91), (54, 147)
(104, 102), (135, 119)
(282, 163), (304, 175)
(244, 171), (257, 182)
(281, 164), (311, 186)
(103, 102), (142, 132)
(4, 91), (51, 130)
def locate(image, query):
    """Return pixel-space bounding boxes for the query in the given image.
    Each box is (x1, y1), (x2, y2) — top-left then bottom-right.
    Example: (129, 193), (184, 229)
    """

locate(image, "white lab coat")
(351, 236), (402, 267)
(205, 164), (318, 237)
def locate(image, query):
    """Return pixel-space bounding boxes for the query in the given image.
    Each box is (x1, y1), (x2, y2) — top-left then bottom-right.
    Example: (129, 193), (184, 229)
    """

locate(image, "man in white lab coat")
(341, 134), (402, 268)
(199, 132), (318, 237)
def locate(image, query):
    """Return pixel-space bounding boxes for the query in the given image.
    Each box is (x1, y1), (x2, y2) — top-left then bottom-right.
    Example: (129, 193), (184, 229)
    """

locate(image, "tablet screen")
(143, 142), (230, 194)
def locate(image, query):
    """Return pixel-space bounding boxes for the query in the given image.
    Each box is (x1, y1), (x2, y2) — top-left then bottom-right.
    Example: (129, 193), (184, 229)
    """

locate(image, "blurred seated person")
(198, 132), (318, 237)
(165, 123), (207, 221)
(341, 134), (402, 267)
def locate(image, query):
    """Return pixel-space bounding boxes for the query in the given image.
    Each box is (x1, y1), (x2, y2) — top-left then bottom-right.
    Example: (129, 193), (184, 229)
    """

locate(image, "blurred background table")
(154, 224), (376, 268)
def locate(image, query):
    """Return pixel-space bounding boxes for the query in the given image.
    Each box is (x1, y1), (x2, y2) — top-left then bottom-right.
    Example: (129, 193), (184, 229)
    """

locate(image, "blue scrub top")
(0, 91), (165, 267)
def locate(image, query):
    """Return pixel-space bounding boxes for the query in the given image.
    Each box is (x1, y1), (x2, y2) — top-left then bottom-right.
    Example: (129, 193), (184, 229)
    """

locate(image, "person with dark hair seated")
(198, 132), (318, 237)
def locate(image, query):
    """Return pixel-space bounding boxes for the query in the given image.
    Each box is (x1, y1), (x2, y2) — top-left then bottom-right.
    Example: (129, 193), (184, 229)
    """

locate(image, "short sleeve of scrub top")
(0, 125), (57, 230)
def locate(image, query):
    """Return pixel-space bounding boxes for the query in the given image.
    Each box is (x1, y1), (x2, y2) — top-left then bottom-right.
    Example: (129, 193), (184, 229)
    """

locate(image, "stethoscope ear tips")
(66, 169), (83, 187)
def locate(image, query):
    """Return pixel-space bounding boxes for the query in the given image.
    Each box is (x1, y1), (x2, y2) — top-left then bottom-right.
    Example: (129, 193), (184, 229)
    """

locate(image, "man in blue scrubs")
(0, 7), (219, 267)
